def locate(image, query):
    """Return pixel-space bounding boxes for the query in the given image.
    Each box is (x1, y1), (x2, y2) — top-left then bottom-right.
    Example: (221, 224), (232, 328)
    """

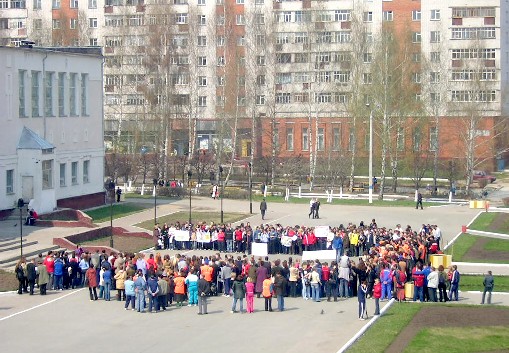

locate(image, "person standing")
(274, 271), (287, 311)
(14, 258), (27, 294)
(262, 275), (273, 312)
(448, 265), (460, 301)
(245, 277), (255, 313)
(260, 198), (267, 220)
(373, 278), (381, 316)
(314, 200), (321, 219)
(427, 266), (438, 302)
(124, 276), (135, 310)
(26, 259), (37, 295)
(157, 274), (168, 311)
(146, 274), (159, 312)
(185, 268), (199, 307)
(198, 274), (210, 314)
(310, 266), (321, 302)
(116, 186), (122, 202)
(416, 192), (423, 210)
(85, 264), (98, 301)
(231, 275), (246, 313)
(37, 261), (49, 295)
(481, 271), (494, 304)
(308, 199), (316, 218)
(114, 267), (126, 301)
(358, 281), (368, 320)
(134, 270), (147, 312)
(437, 265), (448, 302)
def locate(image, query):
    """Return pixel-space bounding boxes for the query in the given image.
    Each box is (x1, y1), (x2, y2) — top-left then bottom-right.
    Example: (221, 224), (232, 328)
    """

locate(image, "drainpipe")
(42, 52), (48, 139)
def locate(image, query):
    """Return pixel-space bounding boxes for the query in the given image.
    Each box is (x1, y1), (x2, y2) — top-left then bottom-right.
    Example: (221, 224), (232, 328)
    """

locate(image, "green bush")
(157, 186), (185, 198)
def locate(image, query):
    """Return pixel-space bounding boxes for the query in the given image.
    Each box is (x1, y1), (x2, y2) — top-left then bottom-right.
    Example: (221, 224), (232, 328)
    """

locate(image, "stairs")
(0, 237), (61, 271)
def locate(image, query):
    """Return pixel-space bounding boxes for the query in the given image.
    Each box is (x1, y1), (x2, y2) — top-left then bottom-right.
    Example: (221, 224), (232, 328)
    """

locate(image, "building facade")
(0, 46), (105, 213)
(1, 0), (507, 178)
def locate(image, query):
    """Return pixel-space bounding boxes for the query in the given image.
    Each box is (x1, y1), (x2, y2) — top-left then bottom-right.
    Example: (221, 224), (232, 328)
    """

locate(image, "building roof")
(17, 127), (55, 150)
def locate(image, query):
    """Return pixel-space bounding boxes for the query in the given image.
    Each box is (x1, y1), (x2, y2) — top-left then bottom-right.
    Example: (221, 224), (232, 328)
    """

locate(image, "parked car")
(473, 170), (496, 183)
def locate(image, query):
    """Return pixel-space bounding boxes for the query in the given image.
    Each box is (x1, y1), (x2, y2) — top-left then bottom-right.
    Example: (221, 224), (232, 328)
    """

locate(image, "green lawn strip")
(445, 233), (478, 262)
(460, 275), (509, 292)
(346, 303), (422, 353)
(85, 203), (149, 223)
(80, 235), (154, 253)
(483, 238), (509, 252)
(125, 193), (177, 200)
(135, 211), (249, 231)
(468, 212), (498, 231)
(404, 326), (509, 353)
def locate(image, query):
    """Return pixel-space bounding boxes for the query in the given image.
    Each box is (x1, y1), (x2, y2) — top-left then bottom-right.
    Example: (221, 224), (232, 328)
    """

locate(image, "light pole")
(17, 198), (24, 257)
(108, 180), (115, 248)
(248, 162), (253, 214)
(219, 165), (224, 223)
(153, 178), (158, 225)
(368, 106), (374, 204)
(187, 170), (192, 225)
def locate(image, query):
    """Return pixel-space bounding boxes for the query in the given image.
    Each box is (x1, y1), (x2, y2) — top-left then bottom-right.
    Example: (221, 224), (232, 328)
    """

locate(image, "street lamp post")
(17, 198), (24, 257)
(187, 170), (192, 225)
(153, 178), (158, 225)
(368, 107), (374, 204)
(248, 162), (253, 214)
(108, 180), (115, 248)
(219, 166), (224, 223)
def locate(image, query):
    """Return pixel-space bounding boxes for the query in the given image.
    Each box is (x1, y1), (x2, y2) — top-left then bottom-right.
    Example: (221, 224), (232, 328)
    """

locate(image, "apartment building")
(0, 45), (105, 213)
(0, 0), (506, 173)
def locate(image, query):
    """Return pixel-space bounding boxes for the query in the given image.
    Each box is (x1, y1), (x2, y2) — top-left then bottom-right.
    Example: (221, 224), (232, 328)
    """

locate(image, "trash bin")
(405, 282), (414, 300)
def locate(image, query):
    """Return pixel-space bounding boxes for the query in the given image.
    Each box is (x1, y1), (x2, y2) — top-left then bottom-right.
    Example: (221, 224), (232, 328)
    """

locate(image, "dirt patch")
(82, 235), (154, 254)
(386, 306), (509, 353)
(487, 213), (509, 233)
(463, 237), (508, 262)
(0, 269), (19, 292)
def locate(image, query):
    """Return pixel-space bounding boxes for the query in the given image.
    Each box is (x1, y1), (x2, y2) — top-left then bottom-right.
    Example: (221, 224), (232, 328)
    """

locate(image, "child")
(373, 278), (382, 316)
(245, 277), (255, 313)
(358, 281), (368, 320)
(262, 275), (273, 312)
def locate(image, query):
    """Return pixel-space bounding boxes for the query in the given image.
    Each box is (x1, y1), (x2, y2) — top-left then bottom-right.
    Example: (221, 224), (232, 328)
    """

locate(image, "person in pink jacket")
(245, 277), (255, 313)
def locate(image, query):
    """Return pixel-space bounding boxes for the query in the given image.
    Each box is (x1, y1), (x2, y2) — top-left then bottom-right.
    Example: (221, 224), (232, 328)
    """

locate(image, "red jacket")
(373, 282), (382, 299)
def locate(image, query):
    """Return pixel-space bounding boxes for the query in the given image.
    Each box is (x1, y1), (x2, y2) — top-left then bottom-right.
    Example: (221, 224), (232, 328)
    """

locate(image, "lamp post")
(219, 166), (224, 223)
(153, 178), (158, 225)
(368, 107), (374, 204)
(108, 180), (115, 248)
(17, 198), (24, 257)
(187, 170), (192, 225)
(248, 162), (253, 214)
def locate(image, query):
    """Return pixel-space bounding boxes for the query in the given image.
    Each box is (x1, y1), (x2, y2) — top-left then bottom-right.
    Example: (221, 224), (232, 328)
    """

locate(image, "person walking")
(416, 192), (423, 210)
(260, 198), (267, 220)
(481, 271), (494, 304)
(198, 274), (210, 315)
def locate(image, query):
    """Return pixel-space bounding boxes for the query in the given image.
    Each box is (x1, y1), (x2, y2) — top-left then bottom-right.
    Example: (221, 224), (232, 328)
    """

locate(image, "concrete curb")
(336, 298), (396, 353)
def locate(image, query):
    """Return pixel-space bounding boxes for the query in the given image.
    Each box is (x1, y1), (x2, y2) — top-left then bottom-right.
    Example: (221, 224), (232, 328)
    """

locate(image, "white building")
(0, 45), (105, 214)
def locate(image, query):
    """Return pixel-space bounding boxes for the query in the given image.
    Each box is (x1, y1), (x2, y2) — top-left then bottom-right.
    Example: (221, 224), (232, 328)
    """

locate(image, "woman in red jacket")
(86, 264), (98, 301)
(373, 278), (382, 315)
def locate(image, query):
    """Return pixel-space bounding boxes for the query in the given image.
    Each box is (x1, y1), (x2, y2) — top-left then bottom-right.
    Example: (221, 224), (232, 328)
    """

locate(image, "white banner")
(171, 229), (190, 242)
(314, 226), (330, 238)
(196, 230), (211, 243)
(301, 250), (336, 261)
(251, 243), (268, 257)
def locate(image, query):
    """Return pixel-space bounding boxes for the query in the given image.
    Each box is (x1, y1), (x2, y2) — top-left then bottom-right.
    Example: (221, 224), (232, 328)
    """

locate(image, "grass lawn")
(469, 212), (509, 234)
(484, 238), (509, 252)
(460, 275), (509, 292)
(135, 211), (248, 231)
(347, 303), (422, 353)
(81, 235), (154, 254)
(445, 233), (477, 261)
(84, 203), (149, 223)
(405, 326), (509, 353)
(0, 269), (19, 292)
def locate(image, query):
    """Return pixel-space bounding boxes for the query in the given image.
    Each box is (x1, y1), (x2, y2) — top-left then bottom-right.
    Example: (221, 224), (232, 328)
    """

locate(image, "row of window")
(19, 70), (89, 118)
(283, 126), (439, 153)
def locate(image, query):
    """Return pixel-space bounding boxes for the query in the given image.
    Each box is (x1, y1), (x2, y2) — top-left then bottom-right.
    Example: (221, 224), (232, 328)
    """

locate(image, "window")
(70, 0), (78, 7)
(6, 169), (14, 194)
(33, 19), (42, 29)
(302, 127), (309, 151)
(256, 34), (265, 46)
(198, 76), (207, 86)
(198, 15), (206, 25)
(412, 10), (421, 21)
(71, 161), (78, 185)
(31, 71), (40, 117)
(412, 32), (421, 43)
(236, 0), (243, 3)
(362, 73), (372, 84)
(88, 0), (96, 8)
(33, 0), (41, 9)
(363, 12), (372, 22)
(348, 129), (355, 151)
(42, 160), (53, 189)
(59, 163), (66, 187)
(430, 72), (440, 84)
(0, 0), (8, 8)
(83, 161), (89, 183)
(396, 127), (404, 151)
(412, 53), (421, 62)
(256, 95), (265, 105)
(58, 73), (65, 116)
(383, 11), (393, 22)
(255, 14), (264, 25)
(431, 9), (440, 20)
(286, 127), (294, 151)
(198, 0), (205, 4)
(237, 35), (245, 46)
(69, 73), (77, 116)
(175, 13), (188, 24)
(52, 19), (61, 29)
(317, 128), (325, 151)
(89, 18), (97, 28)
(216, 36), (225, 46)
(19, 70), (26, 117)
(430, 92), (441, 103)
(451, 27), (495, 40)
(217, 56), (225, 66)
(81, 74), (88, 116)
(430, 52), (440, 63)
(363, 53), (372, 63)
(198, 96), (207, 107)
(256, 75), (265, 86)
(198, 56), (207, 66)
(276, 93), (291, 104)
(70, 18), (78, 29)
(217, 76), (224, 86)
(294, 53), (308, 63)
(413, 129), (421, 151)
(412, 72), (421, 83)
(332, 126), (341, 150)
(429, 127), (438, 151)
(236, 14), (245, 25)
(430, 31), (440, 43)
(216, 15), (225, 25)
(256, 56), (265, 66)
(237, 96), (245, 106)
(197, 35), (207, 46)
(44, 72), (54, 116)
(335, 10), (350, 22)
(89, 38), (97, 46)
(52, 0), (60, 9)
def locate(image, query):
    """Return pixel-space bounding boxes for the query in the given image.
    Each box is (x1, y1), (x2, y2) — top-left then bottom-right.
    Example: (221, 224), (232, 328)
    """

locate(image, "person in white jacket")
(427, 266), (439, 302)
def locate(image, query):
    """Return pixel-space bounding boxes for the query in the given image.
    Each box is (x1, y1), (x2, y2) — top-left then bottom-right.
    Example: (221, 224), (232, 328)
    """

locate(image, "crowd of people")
(14, 218), (497, 318)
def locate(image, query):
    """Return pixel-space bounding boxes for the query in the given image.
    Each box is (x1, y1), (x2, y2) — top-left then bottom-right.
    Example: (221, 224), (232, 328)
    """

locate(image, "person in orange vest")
(200, 259), (214, 284)
(262, 275), (273, 312)
(174, 271), (186, 307)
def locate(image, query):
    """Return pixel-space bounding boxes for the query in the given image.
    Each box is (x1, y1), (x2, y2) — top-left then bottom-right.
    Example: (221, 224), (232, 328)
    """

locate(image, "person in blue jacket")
(358, 281), (368, 320)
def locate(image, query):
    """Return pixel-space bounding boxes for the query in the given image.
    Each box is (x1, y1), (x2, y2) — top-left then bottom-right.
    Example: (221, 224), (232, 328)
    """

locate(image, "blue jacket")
(102, 269), (112, 284)
(53, 258), (64, 276)
(124, 279), (135, 296)
(147, 277), (159, 295)
(332, 236), (343, 250)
